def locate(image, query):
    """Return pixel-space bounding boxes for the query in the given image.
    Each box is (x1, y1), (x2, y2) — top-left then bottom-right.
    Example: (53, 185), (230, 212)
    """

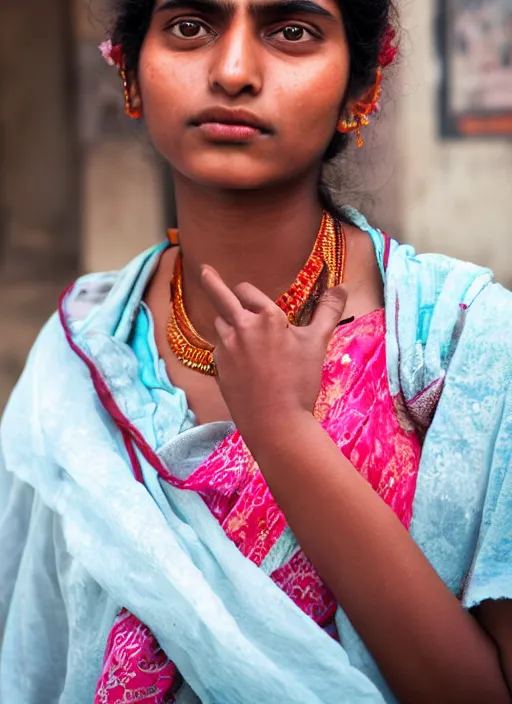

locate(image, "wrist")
(237, 407), (317, 455)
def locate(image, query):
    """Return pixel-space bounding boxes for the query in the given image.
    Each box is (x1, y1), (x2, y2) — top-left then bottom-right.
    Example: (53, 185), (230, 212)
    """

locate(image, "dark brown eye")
(282, 26), (306, 41)
(171, 20), (208, 39)
(272, 25), (314, 43)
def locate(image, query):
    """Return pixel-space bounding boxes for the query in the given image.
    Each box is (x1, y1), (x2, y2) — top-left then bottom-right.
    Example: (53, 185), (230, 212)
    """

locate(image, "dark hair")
(110, 0), (397, 209)
(323, 1), (398, 160)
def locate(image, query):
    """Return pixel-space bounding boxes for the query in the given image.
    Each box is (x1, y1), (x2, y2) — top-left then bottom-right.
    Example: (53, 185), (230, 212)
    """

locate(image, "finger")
(211, 318), (232, 383)
(309, 286), (348, 338)
(233, 282), (276, 315)
(201, 265), (244, 326)
(213, 315), (233, 344)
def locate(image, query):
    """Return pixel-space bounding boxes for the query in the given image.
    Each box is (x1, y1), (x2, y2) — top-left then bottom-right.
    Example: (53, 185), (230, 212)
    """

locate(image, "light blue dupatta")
(1, 211), (511, 703)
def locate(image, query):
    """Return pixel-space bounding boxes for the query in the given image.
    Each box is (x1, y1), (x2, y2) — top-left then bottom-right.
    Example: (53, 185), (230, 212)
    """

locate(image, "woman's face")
(136, 0), (349, 189)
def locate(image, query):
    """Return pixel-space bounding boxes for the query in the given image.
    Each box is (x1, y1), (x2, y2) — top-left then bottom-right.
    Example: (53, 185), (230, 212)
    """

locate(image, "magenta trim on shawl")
(121, 430), (144, 484)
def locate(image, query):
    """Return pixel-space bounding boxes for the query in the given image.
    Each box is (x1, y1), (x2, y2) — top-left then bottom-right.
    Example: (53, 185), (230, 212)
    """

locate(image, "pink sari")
(95, 309), (421, 703)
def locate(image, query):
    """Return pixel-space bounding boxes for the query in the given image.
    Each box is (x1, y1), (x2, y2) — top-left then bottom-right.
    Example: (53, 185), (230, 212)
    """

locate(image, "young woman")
(1, 0), (511, 702)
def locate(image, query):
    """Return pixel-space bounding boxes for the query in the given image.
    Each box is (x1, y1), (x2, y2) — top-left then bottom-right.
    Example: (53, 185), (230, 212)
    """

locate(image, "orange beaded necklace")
(166, 211), (346, 376)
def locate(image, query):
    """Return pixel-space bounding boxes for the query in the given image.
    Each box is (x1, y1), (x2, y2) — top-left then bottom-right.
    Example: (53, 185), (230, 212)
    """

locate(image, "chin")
(178, 152), (290, 190)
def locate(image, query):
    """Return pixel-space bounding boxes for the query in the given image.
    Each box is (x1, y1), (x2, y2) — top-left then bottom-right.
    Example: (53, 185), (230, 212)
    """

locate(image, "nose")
(208, 19), (263, 98)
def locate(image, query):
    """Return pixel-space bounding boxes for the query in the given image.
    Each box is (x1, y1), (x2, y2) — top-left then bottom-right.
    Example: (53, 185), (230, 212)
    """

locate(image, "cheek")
(138, 42), (203, 144)
(275, 55), (348, 143)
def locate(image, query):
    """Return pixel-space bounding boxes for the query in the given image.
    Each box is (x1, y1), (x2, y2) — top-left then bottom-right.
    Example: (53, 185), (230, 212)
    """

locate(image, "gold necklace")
(166, 211), (346, 376)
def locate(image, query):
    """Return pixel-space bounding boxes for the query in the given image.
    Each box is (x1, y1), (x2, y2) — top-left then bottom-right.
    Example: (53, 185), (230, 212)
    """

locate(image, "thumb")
(310, 285), (348, 338)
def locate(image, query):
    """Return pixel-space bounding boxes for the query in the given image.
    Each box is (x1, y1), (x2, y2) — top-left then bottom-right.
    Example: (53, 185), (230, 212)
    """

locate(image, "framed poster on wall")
(439, 0), (512, 137)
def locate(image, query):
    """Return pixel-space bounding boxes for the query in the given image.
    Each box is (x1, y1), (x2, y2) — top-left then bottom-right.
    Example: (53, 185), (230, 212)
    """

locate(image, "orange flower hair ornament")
(338, 27), (398, 147)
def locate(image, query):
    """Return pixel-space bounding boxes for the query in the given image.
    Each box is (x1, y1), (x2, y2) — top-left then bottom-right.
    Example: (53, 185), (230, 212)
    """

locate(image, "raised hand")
(200, 264), (347, 438)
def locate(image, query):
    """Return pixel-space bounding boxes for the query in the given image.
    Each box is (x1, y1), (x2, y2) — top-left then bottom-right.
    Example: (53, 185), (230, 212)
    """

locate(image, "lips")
(190, 107), (273, 134)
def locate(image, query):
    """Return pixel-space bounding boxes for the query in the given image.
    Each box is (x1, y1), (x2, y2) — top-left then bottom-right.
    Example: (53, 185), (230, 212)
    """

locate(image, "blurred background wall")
(0, 0), (511, 409)
(373, 0), (512, 277)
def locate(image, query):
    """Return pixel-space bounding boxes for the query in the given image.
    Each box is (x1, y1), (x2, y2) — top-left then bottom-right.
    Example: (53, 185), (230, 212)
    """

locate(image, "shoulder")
(343, 223), (385, 317)
(386, 245), (512, 402)
(63, 242), (167, 331)
(339, 206), (389, 278)
(392, 248), (512, 347)
(465, 282), (512, 360)
(3, 270), (123, 384)
(386, 239), (495, 299)
(383, 238), (502, 339)
(64, 270), (121, 326)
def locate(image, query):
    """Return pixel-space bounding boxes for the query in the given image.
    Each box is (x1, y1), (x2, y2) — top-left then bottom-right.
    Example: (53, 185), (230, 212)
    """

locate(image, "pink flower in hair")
(99, 40), (123, 69)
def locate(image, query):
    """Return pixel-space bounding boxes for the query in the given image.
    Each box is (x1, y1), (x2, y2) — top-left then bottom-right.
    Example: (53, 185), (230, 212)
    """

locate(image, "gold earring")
(337, 115), (369, 148)
(337, 67), (383, 148)
(120, 68), (142, 120)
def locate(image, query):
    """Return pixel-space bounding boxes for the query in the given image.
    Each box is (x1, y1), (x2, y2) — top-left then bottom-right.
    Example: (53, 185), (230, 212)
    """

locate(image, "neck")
(171, 172), (325, 342)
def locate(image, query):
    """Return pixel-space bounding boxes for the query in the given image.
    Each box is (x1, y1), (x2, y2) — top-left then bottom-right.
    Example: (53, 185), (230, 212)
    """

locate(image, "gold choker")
(166, 212), (346, 376)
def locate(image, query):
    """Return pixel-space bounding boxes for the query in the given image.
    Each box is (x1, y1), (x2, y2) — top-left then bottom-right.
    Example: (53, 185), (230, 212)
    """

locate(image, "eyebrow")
(156, 0), (335, 20)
